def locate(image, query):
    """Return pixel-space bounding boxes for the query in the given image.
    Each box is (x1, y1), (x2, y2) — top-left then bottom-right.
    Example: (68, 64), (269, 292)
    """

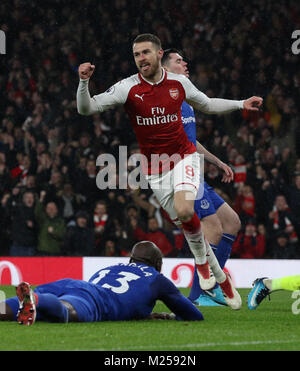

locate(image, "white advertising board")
(83, 257), (300, 288)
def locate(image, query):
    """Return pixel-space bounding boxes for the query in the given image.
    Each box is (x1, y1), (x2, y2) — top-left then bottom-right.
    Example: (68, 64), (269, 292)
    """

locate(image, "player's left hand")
(243, 96), (263, 111)
(217, 161), (234, 183)
(148, 312), (176, 320)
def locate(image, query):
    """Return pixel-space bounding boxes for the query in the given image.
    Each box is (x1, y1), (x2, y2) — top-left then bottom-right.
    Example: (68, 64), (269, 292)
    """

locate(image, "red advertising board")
(0, 257), (83, 285)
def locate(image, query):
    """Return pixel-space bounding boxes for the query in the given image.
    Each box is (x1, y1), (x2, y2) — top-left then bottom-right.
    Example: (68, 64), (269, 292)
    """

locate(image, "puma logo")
(135, 93), (144, 102)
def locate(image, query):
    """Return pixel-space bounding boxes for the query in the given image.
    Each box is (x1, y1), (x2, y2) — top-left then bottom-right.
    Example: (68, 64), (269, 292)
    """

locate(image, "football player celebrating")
(161, 48), (241, 306)
(1, 241), (204, 325)
(76, 33), (261, 306)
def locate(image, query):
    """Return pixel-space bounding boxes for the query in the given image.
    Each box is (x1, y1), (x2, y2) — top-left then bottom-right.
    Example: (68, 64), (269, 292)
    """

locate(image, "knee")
(174, 192), (196, 222)
(176, 208), (195, 223)
(175, 204), (194, 223)
(224, 212), (241, 236)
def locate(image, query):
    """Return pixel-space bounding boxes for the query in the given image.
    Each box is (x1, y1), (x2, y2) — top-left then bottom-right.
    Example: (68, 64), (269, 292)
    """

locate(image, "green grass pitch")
(1, 286), (300, 351)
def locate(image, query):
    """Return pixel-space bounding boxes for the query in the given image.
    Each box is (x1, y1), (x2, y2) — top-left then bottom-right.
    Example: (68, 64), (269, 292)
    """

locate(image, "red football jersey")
(88, 68), (243, 173)
(125, 71), (196, 173)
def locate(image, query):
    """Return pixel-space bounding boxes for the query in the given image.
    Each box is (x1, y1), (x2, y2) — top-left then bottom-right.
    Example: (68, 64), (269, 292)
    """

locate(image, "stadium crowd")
(0, 0), (299, 259)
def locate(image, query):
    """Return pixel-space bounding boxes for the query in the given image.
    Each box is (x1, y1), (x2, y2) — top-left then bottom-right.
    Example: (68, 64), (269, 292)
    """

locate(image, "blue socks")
(36, 293), (69, 323)
(214, 233), (235, 269)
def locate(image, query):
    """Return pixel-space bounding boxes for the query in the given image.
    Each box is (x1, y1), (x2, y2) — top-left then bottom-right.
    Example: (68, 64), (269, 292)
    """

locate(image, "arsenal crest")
(169, 88), (179, 100)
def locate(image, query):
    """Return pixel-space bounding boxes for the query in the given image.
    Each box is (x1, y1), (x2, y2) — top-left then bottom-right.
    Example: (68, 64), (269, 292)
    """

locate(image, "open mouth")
(140, 63), (150, 72)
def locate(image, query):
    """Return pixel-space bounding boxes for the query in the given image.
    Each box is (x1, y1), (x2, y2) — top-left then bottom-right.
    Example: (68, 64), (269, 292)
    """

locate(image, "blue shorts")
(194, 182), (225, 219)
(58, 294), (95, 322)
(34, 279), (103, 322)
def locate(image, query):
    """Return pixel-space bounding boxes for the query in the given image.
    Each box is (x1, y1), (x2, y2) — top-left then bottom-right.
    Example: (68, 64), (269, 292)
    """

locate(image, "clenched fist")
(243, 96), (263, 111)
(78, 62), (95, 80)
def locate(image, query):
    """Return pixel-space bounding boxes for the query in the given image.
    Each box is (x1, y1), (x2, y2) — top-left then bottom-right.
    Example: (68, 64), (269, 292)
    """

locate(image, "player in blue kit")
(0, 241), (204, 325)
(162, 49), (241, 306)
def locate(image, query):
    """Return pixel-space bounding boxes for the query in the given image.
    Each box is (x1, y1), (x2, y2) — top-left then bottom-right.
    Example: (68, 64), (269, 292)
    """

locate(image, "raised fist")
(78, 62), (95, 80)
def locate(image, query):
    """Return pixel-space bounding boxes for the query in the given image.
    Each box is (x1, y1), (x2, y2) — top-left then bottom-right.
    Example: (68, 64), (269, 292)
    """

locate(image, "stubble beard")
(139, 58), (160, 81)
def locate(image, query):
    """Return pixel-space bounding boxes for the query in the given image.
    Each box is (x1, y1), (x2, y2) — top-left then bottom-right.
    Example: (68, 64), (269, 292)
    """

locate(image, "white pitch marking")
(94, 339), (298, 351)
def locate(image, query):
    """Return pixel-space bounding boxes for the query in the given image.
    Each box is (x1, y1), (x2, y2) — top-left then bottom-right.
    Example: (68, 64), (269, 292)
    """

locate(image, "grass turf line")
(1, 286), (300, 351)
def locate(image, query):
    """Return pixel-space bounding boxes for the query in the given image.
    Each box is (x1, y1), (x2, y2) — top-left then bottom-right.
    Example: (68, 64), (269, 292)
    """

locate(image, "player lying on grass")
(0, 241), (205, 325)
(162, 48), (241, 307)
(248, 275), (300, 310)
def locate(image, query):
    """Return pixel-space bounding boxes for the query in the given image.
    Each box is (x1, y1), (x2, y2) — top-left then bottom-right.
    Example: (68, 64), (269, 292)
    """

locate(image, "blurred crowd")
(0, 0), (299, 259)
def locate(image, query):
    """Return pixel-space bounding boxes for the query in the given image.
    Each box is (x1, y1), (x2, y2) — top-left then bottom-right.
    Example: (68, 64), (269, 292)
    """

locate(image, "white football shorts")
(145, 152), (204, 222)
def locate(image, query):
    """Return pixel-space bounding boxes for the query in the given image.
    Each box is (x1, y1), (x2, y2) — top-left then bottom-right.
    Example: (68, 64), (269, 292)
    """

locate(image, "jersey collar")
(139, 67), (166, 86)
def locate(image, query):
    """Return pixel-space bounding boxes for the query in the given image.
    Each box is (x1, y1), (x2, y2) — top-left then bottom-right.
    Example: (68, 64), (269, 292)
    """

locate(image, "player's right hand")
(218, 161), (234, 183)
(78, 62), (95, 80)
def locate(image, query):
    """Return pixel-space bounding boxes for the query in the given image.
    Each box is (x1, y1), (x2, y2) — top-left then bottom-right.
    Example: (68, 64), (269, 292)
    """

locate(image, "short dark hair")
(130, 241), (163, 272)
(161, 48), (182, 67)
(132, 33), (162, 50)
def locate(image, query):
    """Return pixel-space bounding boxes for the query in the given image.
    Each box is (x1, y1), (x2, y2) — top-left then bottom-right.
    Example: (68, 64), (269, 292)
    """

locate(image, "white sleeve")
(180, 76), (244, 114)
(76, 79), (128, 116)
(76, 79), (98, 115)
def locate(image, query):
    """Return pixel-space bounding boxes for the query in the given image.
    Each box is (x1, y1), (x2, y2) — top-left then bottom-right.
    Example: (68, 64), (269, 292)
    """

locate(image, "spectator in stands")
(131, 216), (176, 257)
(233, 184), (256, 224)
(35, 191), (66, 255)
(279, 147), (297, 183)
(64, 211), (94, 256)
(124, 203), (146, 230)
(74, 132), (93, 163)
(130, 189), (156, 226)
(105, 215), (136, 257)
(43, 170), (64, 205)
(93, 200), (112, 254)
(205, 163), (223, 190)
(59, 182), (83, 223)
(232, 154), (247, 188)
(36, 151), (53, 186)
(294, 159), (300, 177)
(104, 239), (119, 257)
(268, 194), (298, 247)
(271, 232), (299, 259)
(10, 153), (32, 187)
(76, 158), (102, 210)
(105, 186), (132, 221)
(232, 220), (266, 259)
(0, 152), (12, 196)
(288, 175), (300, 238)
(25, 175), (38, 194)
(2, 190), (37, 256)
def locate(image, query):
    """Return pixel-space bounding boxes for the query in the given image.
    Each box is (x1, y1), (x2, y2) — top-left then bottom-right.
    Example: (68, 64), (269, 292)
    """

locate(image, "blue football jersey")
(181, 101), (196, 145)
(34, 263), (203, 322)
(88, 263), (162, 321)
(88, 263), (203, 321)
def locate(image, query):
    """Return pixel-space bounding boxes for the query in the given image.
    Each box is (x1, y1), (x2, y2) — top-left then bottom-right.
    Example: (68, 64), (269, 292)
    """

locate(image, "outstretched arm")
(157, 275), (204, 321)
(189, 93), (263, 114)
(179, 74), (263, 114)
(205, 96), (263, 113)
